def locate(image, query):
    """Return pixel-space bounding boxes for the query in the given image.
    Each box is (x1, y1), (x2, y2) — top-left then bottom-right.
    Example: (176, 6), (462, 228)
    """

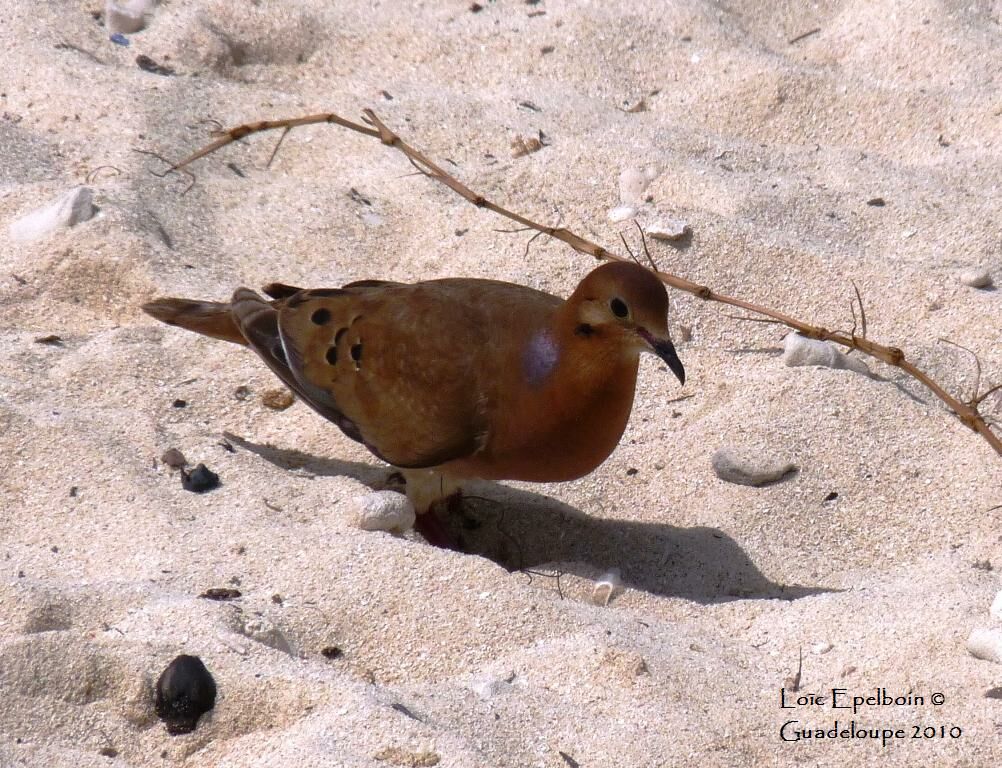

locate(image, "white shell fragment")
(958, 268), (993, 289)
(647, 219), (691, 241)
(608, 205), (637, 223)
(349, 491), (416, 533)
(592, 568), (622, 606)
(712, 447), (797, 487)
(9, 187), (94, 242)
(782, 333), (871, 375)
(990, 590), (1002, 622)
(106, 0), (155, 35)
(966, 628), (1002, 664)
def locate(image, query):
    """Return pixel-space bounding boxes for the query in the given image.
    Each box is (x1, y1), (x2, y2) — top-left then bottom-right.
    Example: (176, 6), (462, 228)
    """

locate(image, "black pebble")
(320, 646), (343, 659)
(172, 399), (187, 408)
(866, 197), (886, 207)
(181, 464), (219, 493)
(155, 655), (217, 735)
(199, 587), (241, 601)
(823, 491), (839, 502)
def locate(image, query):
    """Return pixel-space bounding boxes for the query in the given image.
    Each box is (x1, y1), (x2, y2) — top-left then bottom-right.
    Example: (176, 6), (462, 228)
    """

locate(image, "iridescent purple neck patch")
(523, 329), (560, 387)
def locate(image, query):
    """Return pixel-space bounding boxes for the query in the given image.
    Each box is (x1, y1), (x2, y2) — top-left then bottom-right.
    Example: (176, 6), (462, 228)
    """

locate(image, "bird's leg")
(412, 490), (465, 550)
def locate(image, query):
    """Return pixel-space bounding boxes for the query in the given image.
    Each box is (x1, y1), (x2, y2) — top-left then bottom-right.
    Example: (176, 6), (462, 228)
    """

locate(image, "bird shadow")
(223, 432), (834, 604)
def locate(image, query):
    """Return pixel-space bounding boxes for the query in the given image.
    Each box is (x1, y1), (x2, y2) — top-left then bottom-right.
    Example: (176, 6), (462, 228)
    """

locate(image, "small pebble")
(181, 463), (220, 493)
(967, 628), (1002, 664)
(136, 54), (175, 76)
(106, 0), (153, 35)
(9, 187), (94, 242)
(349, 491), (416, 533)
(619, 167), (655, 204)
(199, 587), (241, 601)
(320, 646), (343, 660)
(647, 219), (691, 241)
(782, 333), (870, 375)
(510, 135), (543, 157)
(593, 568), (622, 606)
(160, 448), (187, 469)
(607, 205), (637, 223)
(34, 334), (64, 346)
(261, 388), (295, 410)
(866, 197), (886, 207)
(958, 268), (992, 289)
(109, 33), (130, 46)
(712, 447), (797, 487)
(154, 655), (217, 735)
(990, 590), (1002, 621)
(812, 642), (833, 654)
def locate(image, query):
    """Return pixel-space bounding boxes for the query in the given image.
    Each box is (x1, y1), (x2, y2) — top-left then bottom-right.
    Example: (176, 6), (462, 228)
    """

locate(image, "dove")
(143, 261), (685, 539)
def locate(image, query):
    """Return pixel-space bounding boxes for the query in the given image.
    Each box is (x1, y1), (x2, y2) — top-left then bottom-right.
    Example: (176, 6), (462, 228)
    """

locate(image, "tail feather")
(142, 298), (248, 346)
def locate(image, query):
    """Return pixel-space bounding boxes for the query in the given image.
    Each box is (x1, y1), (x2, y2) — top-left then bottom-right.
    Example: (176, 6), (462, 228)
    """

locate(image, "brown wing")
(229, 288), (370, 449)
(275, 282), (490, 469)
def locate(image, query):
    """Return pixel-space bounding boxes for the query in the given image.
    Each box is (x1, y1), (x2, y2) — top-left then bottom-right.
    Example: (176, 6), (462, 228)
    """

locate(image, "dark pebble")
(99, 747), (118, 758)
(181, 464), (219, 493)
(34, 334), (64, 346)
(136, 54), (175, 76)
(320, 646), (343, 659)
(172, 399), (187, 408)
(155, 655), (217, 735)
(986, 687), (1002, 699)
(200, 587), (241, 601)
(866, 197), (886, 207)
(823, 491), (839, 502)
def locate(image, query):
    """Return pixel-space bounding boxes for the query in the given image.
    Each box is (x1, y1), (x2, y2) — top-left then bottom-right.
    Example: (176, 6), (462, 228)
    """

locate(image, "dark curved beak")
(638, 329), (686, 385)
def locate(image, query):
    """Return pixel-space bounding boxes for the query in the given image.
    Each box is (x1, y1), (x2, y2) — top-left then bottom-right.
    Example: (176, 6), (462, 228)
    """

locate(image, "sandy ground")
(1, 1), (1001, 766)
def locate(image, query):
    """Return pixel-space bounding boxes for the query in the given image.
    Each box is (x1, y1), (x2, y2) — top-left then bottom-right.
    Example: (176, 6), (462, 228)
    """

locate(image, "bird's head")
(568, 260), (686, 385)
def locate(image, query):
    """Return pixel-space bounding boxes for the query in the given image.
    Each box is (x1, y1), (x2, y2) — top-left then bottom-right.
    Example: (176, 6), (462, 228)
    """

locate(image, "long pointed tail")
(142, 298), (248, 346)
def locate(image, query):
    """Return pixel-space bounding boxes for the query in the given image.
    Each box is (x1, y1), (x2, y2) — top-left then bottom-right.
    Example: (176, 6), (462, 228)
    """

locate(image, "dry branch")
(156, 109), (1002, 457)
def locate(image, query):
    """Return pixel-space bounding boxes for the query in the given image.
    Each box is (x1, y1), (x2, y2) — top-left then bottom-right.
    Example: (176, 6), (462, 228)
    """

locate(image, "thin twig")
(850, 279), (867, 341)
(158, 109), (1002, 457)
(939, 338), (983, 403)
(619, 232), (643, 267)
(789, 28), (821, 45)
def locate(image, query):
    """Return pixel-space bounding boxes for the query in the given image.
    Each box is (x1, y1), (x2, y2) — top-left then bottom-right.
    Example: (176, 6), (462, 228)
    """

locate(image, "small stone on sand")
(160, 448), (187, 469)
(712, 447), (797, 486)
(181, 463), (220, 493)
(782, 333), (871, 375)
(261, 388), (295, 410)
(350, 491), (416, 533)
(9, 187), (94, 242)
(990, 590), (1002, 622)
(155, 655), (217, 735)
(619, 167), (655, 204)
(106, 0), (153, 35)
(608, 205), (637, 223)
(966, 628), (1002, 664)
(647, 219), (691, 241)
(958, 268), (992, 289)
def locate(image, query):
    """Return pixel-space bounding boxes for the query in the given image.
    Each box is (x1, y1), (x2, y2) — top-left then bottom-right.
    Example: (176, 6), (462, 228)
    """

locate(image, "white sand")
(2, 1), (1001, 766)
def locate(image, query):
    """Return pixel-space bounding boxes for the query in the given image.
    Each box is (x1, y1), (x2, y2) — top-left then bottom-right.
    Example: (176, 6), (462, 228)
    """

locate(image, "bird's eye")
(610, 297), (629, 318)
